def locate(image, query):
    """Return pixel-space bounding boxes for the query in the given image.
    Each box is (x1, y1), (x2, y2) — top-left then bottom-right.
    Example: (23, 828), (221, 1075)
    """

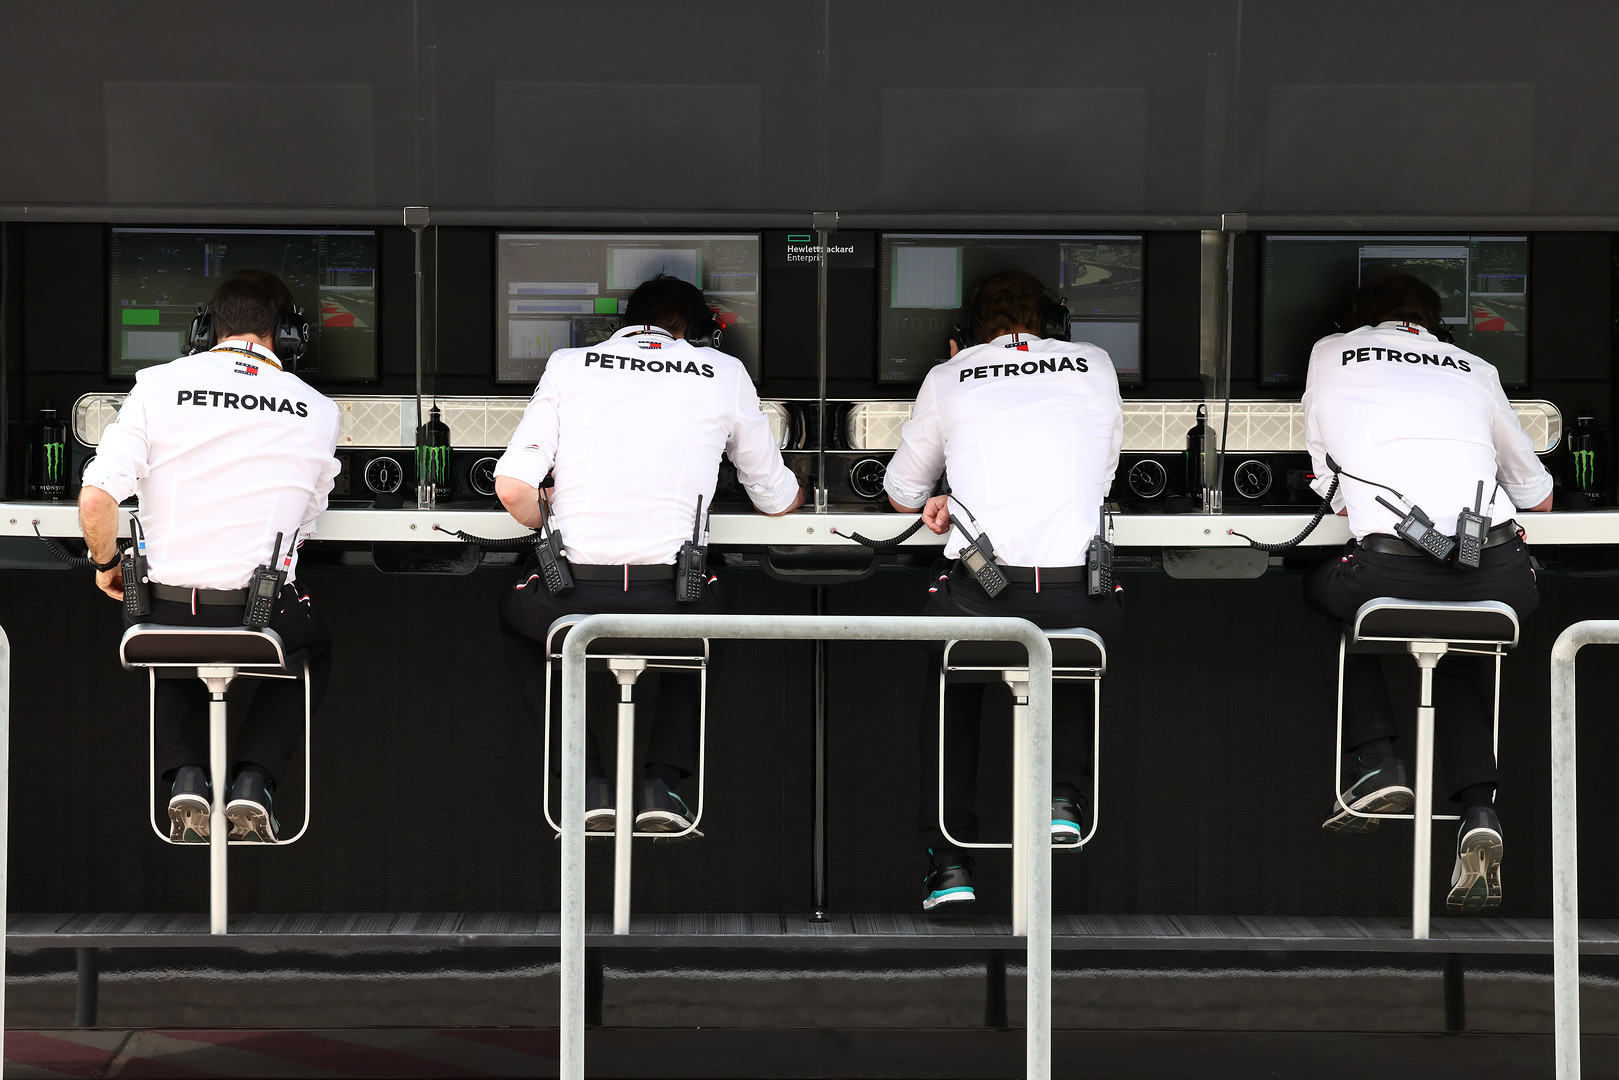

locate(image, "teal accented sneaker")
(1052, 795), (1084, 848)
(922, 849), (976, 912)
(168, 765), (211, 844)
(1323, 758), (1414, 834)
(1447, 805), (1504, 915)
(635, 778), (695, 833)
(225, 768), (280, 843)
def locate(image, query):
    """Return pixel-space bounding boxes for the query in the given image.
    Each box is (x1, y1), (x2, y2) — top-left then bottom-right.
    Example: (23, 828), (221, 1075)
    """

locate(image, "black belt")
(1358, 521), (1520, 558)
(151, 583), (249, 606)
(991, 564), (1086, 584)
(570, 563), (677, 582)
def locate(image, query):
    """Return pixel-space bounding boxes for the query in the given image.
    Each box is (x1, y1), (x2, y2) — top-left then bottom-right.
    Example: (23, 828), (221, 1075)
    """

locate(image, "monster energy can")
(415, 404), (452, 508)
(1568, 416), (1603, 507)
(26, 401), (69, 501)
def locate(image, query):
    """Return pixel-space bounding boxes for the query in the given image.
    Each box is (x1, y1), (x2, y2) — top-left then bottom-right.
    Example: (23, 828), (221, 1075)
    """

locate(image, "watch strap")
(91, 549), (122, 573)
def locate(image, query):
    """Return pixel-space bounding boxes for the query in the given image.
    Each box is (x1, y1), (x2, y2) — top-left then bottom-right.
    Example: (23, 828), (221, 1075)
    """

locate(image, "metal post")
(608, 659), (645, 936)
(812, 585), (828, 920)
(1410, 650), (1441, 940)
(0, 624), (10, 1068)
(558, 614), (1053, 1080)
(208, 689), (229, 935)
(1008, 674), (1030, 937)
(1550, 622), (1619, 1080)
(74, 948), (98, 1027)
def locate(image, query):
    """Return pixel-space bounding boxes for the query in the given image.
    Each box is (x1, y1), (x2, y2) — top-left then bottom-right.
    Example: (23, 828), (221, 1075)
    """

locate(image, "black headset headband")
(188, 304), (310, 369)
(951, 284), (1071, 350)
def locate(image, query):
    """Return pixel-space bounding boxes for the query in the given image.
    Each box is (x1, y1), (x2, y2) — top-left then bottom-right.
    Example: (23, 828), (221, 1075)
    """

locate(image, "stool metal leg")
(198, 667), (234, 937)
(1410, 645), (1446, 940)
(1006, 670), (1030, 938)
(608, 659), (646, 936)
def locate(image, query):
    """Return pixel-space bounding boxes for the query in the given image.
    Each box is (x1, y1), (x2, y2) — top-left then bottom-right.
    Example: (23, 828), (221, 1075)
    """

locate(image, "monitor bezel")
(492, 229), (766, 387)
(104, 224), (383, 385)
(875, 230), (1147, 389)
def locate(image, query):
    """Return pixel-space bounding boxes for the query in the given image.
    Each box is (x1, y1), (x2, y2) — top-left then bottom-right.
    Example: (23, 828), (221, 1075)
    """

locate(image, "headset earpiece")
(685, 300), (723, 351)
(949, 319), (975, 351)
(187, 307), (216, 354)
(274, 304), (310, 369)
(1041, 292), (1072, 342)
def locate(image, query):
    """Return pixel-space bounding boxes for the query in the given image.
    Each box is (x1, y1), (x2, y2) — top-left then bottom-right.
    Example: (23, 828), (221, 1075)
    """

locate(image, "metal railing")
(1, 624), (10, 1066)
(1550, 620), (1619, 1080)
(557, 613), (1056, 1080)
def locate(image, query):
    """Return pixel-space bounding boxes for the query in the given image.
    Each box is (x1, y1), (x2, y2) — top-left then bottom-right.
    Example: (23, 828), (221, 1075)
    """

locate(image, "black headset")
(949, 286), (1072, 350)
(684, 301), (724, 351)
(187, 304), (310, 369)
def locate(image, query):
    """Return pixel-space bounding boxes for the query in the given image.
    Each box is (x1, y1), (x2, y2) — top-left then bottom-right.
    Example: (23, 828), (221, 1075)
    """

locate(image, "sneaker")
(1052, 794), (1085, 847)
(168, 765), (211, 844)
(1448, 805), (1504, 915)
(635, 778), (695, 833)
(584, 776), (615, 832)
(225, 769), (280, 843)
(1323, 758), (1414, 834)
(922, 849), (976, 912)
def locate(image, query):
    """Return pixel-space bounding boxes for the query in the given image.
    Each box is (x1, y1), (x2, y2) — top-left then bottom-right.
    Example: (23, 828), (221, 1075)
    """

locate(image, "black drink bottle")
(26, 401), (69, 501)
(415, 404), (452, 506)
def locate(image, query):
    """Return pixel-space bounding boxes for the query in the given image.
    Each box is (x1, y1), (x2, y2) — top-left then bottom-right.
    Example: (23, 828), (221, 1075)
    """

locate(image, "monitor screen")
(108, 228), (378, 381)
(496, 232), (762, 384)
(1261, 234), (1529, 386)
(878, 233), (1144, 385)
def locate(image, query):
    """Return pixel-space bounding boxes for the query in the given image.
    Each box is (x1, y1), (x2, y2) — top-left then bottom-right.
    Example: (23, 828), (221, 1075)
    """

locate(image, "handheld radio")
(243, 531), (294, 628)
(1086, 505), (1115, 597)
(944, 485), (1008, 598)
(675, 496), (709, 603)
(122, 514), (150, 618)
(535, 493), (574, 596)
(1325, 454), (1456, 564)
(1455, 481), (1493, 571)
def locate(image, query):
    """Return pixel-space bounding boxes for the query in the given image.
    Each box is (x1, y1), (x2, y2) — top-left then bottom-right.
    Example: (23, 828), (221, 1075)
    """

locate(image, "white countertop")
(6, 502), (1619, 548)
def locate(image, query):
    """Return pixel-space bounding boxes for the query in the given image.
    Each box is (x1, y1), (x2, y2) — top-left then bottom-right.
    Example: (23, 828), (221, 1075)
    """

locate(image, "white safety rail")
(10, 502), (1619, 548)
(1549, 620), (1619, 1080)
(0, 623), (8, 1068)
(556, 613), (1056, 1080)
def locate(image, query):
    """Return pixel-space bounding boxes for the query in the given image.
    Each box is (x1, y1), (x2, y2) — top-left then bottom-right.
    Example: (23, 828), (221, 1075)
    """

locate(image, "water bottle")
(26, 401), (69, 501)
(415, 404), (452, 508)
(1184, 404), (1209, 498)
(1567, 416), (1603, 507)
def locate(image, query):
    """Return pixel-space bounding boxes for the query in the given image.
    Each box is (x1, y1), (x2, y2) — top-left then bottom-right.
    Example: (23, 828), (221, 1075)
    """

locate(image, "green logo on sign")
(45, 441), (66, 483)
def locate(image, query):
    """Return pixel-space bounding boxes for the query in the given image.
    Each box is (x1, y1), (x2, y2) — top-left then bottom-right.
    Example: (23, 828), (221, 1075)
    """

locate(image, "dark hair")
(1352, 273), (1443, 333)
(209, 269), (296, 340)
(969, 270), (1046, 342)
(623, 274), (707, 338)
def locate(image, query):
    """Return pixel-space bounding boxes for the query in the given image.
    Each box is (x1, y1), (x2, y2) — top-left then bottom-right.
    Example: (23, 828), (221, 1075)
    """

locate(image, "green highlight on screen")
(121, 308), (160, 325)
(594, 297), (620, 314)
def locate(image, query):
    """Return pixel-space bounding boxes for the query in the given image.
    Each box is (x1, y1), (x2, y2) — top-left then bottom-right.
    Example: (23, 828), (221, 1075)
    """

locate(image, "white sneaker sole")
(634, 809), (693, 833)
(225, 799), (278, 843)
(1322, 785), (1415, 834)
(1448, 827), (1503, 914)
(168, 795), (210, 844)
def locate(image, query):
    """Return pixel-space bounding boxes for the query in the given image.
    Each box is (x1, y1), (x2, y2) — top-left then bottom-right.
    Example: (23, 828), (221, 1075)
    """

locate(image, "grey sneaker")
(168, 765), (211, 844)
(584, 775), (615, 833)
(225, 769), (279, 843)
(635, 778), (695, 833)
(1323, 758), (1414, 834)
(1448, 805), (1504, 915)
(1052, 794), (1084, 847)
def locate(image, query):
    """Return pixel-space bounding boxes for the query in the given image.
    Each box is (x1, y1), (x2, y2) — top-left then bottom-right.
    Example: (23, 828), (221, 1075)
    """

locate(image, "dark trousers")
(498, 573), (723, 782)
(918, 564), (1124, 853)
(1304, 538), (1538, 798)
(139, 584), (331, 785)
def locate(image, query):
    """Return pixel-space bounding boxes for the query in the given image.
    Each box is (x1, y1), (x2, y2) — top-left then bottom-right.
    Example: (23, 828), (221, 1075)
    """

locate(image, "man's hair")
(209, 269), (296, 340)
(623, 274), (707, 337)
(969, 270), (1047, 342)
(1352, 273), (1443, 333)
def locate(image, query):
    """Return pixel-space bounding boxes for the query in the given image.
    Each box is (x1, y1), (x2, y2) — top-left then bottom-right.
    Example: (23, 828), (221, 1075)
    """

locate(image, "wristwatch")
(90, 549), (122, 573)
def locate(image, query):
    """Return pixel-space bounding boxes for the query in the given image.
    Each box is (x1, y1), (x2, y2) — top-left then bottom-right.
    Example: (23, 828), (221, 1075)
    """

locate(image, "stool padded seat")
(1349, 598), (1519, 651)
(120, 625), (288, 670)
(944, 628), (1106, 675)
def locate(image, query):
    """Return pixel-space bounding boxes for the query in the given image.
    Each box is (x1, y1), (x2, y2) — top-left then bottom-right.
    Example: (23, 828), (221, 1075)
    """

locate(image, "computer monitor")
(496, 232), (762, 384)
(108, 228), (379, 381)
(878, 233), (1144, 385)
(1261, 234), (1529, 387)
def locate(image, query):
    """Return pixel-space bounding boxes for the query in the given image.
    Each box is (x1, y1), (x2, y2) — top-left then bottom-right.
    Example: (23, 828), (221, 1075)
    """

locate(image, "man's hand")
(95, 566), (124, 601)
(921, 494), (952, 535)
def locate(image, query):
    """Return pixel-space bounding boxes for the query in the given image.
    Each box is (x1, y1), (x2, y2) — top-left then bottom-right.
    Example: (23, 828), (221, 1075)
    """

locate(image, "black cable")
(33, 520), (95, 568)
(830, 516), (926, 550)
(1324, 454), (1410, 505)
(430, 524), (543, 550)
(1227, 475), (1341, 553)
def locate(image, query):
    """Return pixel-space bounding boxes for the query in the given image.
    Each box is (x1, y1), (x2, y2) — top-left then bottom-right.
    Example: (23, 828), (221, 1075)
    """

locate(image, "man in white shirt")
(80, 270), (341, 844)
(883, 270), (1124, 912)
(1303, 273), (1552, 914)
(494, 274), (802, 833)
